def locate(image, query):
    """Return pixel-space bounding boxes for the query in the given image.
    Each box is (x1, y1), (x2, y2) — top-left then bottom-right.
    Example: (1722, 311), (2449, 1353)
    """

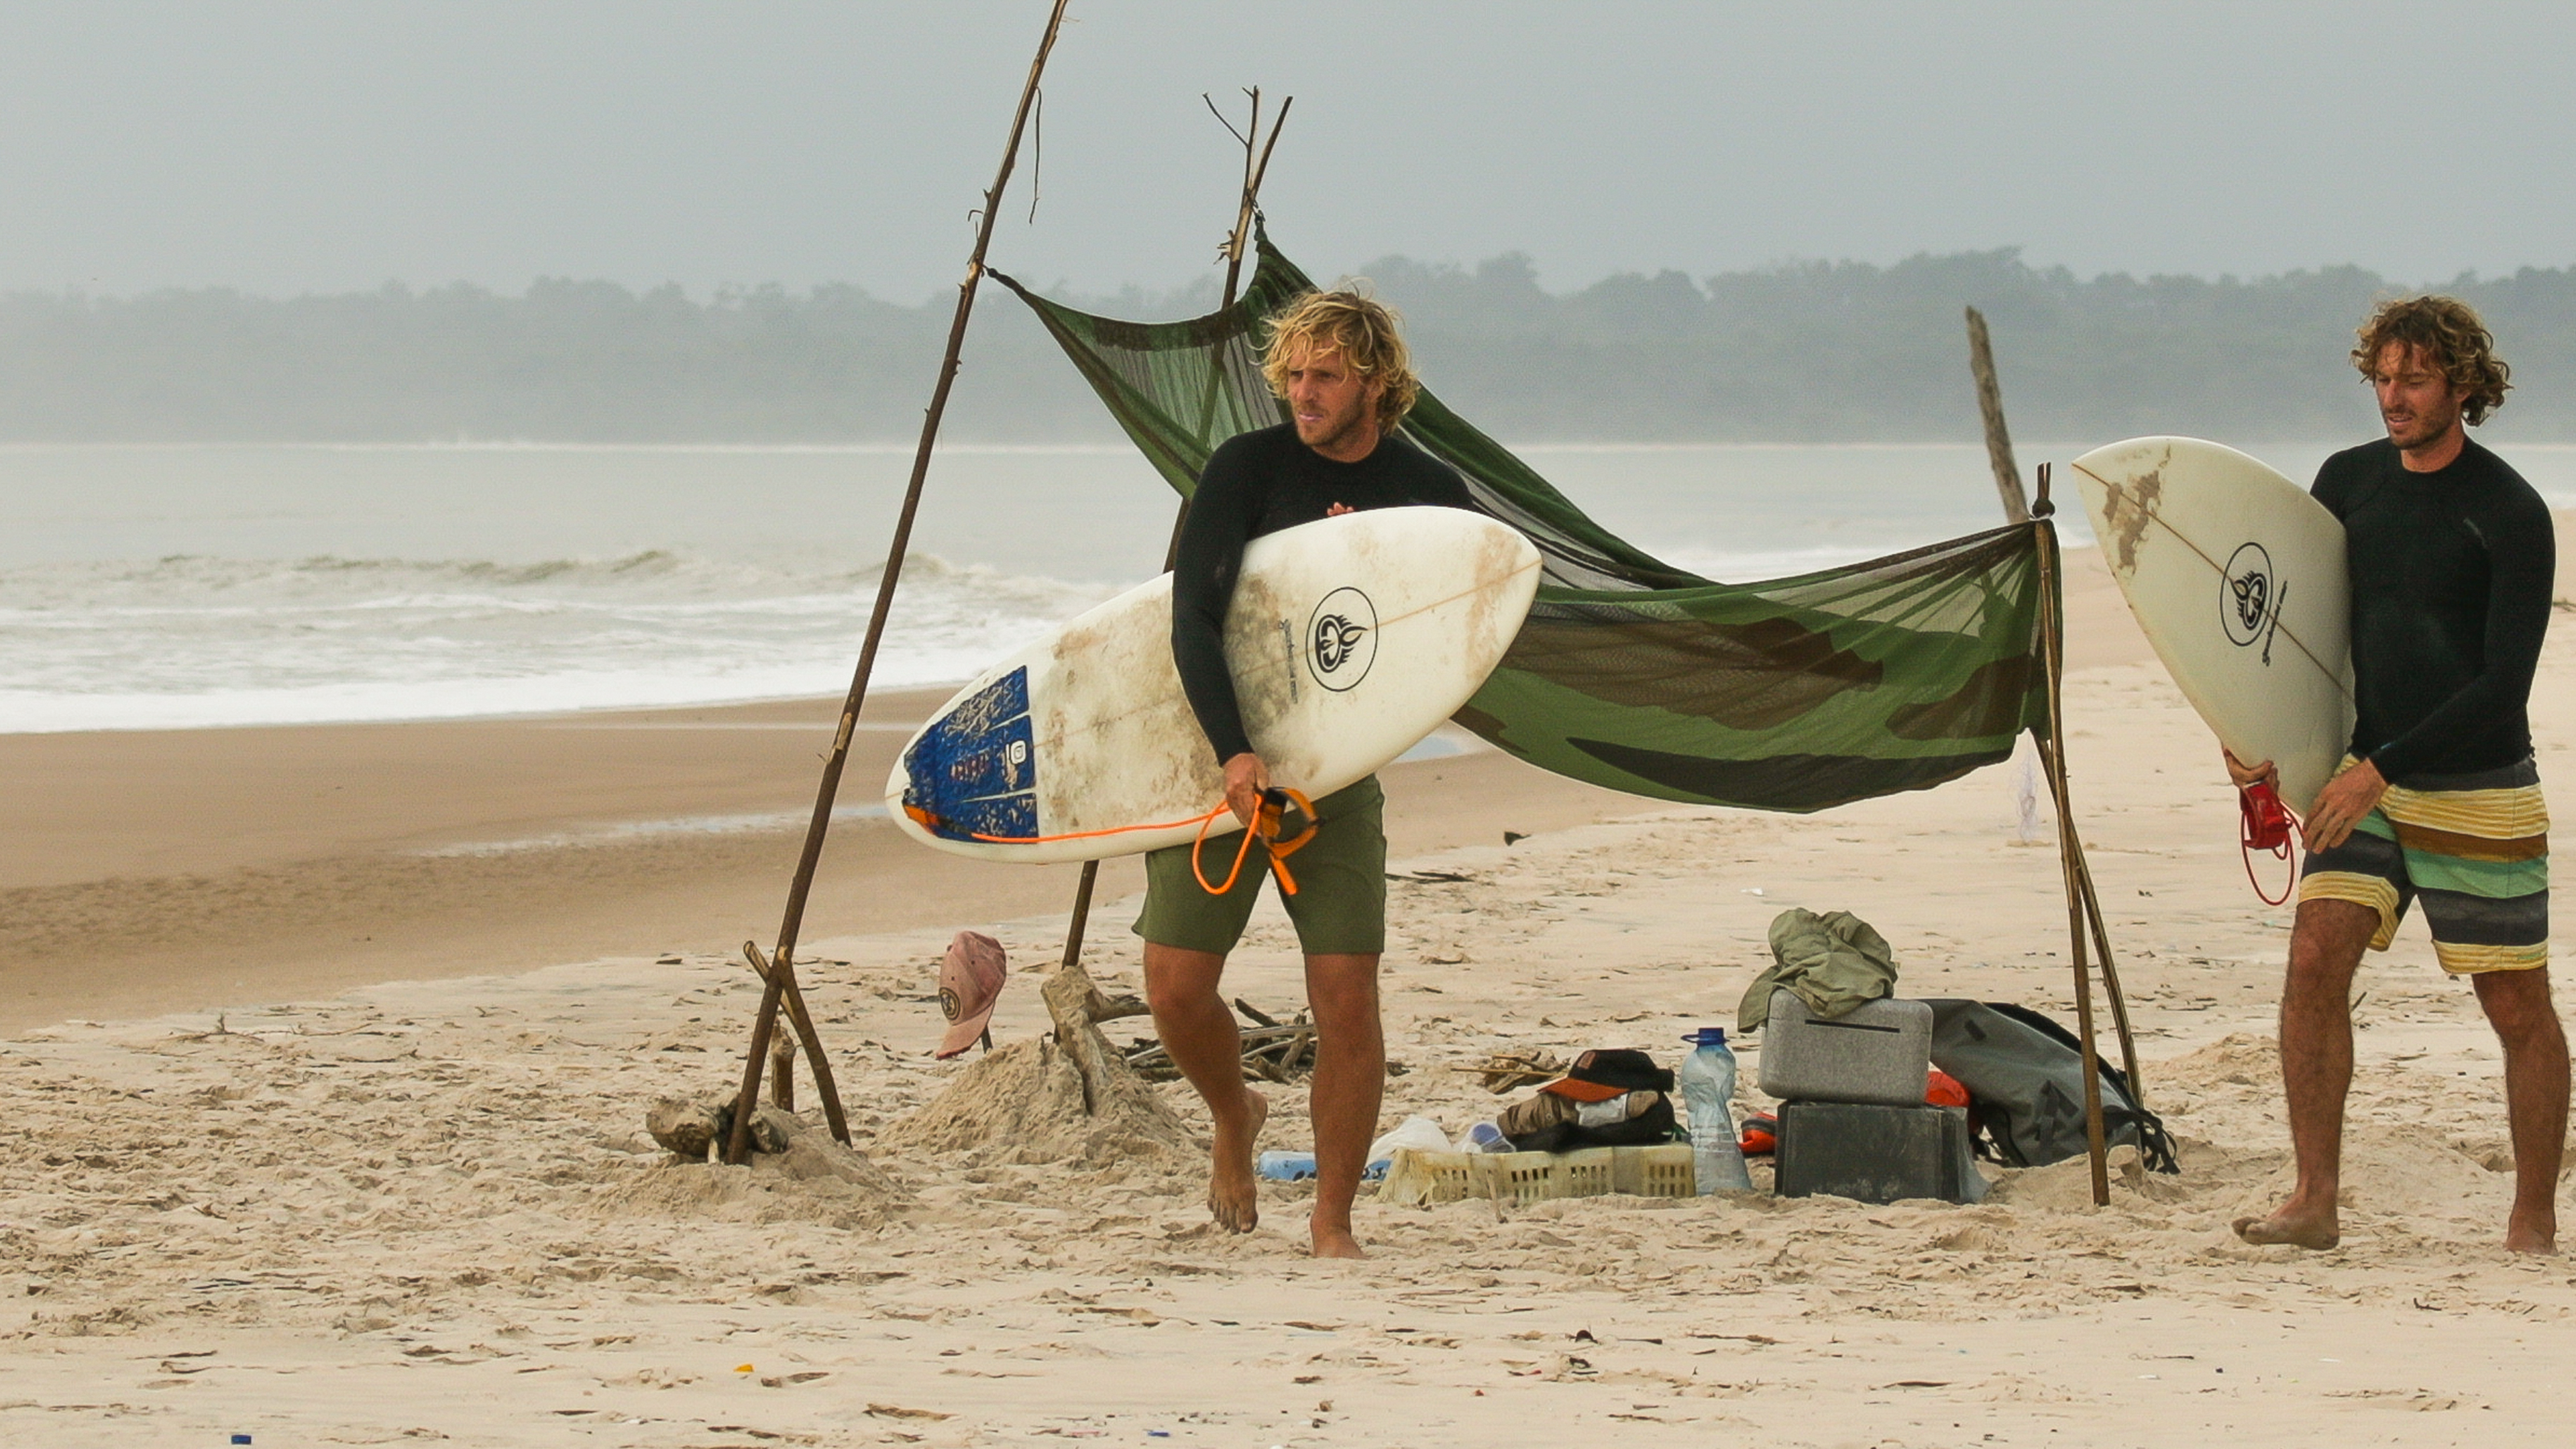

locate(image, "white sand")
(9, 574), (2576, 1445)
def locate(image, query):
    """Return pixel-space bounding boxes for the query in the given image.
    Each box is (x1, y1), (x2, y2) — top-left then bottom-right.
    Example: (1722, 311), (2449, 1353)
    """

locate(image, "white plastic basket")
(1377, 1147), (1477, 1206)
(1613, 1142), (1697, 1199)
(1377, 1144), (1697, 1205)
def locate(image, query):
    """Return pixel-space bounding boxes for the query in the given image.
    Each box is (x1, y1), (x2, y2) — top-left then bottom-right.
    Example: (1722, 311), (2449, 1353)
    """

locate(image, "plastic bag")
(1366, 1115), (1452, 1163)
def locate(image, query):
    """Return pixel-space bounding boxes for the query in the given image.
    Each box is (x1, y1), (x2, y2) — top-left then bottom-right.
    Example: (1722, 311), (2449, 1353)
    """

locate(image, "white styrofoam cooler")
(1757, 989), (1932, 1106)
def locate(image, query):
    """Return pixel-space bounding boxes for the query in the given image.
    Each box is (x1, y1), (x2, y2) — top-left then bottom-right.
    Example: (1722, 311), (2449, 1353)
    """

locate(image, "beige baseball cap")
(934, 930), (1008, 1059)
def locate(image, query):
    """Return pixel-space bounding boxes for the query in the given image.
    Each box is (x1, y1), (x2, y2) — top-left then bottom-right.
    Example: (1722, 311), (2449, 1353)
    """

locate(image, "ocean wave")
(0, 548), (1130, 733)
(0, 547), (959, 602)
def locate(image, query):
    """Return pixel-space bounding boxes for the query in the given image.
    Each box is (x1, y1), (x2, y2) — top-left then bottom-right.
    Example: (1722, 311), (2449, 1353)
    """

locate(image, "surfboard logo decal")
(902, 666), (1039, 841)
(2220, 543), (2276, 651)
(1306, 587), (1377, 692)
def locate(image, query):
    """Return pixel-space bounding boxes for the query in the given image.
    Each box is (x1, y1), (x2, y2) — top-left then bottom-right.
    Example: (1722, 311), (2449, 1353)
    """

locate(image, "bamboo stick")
(2029, 464), (2112, 1206)
(726, 0), (1072, 1165)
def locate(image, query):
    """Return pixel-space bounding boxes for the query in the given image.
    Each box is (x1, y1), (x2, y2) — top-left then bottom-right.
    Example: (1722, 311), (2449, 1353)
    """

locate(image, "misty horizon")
(9, 3), (2573, 447)
(11, 244), (2573, 313)
(7, 237), (2573, 448)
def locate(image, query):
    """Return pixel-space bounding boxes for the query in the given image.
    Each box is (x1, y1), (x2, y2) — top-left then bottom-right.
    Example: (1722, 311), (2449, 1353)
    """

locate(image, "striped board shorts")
(2298, 756), (2550, 974)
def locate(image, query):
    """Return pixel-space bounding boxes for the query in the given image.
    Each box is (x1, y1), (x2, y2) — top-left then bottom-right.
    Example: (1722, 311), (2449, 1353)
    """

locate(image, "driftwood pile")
(1124, 998), (1316, 1084)
(1466, 1050), (1566, 1094)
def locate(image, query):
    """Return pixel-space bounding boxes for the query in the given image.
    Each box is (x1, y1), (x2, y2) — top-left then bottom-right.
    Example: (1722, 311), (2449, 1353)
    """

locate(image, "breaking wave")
(0, 549), (1126, 733)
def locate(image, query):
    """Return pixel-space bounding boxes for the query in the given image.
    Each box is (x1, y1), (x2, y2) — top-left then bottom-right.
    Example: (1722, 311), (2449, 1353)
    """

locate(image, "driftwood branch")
(1122, 998), (1317, 1083)
(1457, 1051), (1566, 1094)
(1965, 307), (2030, 525)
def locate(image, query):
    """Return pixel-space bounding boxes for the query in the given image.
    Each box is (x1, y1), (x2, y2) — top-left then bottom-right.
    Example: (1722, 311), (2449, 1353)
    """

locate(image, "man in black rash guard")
(1134, 288), (1473, 1258)
(2228, 297), (2566, 1254)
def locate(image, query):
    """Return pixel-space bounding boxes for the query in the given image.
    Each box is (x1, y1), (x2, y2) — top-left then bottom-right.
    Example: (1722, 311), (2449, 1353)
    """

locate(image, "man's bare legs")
(2235, 898), (2376, 1249)
(1303, 952), (1384, 1260)
(2471, 966), (2567, 1254)
(1142, 943), (1267, 1233)
(1141, 944), (1384, 1256)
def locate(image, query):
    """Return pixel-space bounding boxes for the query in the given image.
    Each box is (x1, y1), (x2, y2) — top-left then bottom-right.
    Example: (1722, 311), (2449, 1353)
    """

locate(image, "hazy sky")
(4, 1), (2571, 301)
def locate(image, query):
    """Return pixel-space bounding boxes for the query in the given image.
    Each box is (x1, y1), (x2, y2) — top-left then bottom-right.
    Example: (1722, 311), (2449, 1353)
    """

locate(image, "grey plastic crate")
(1757, 989), (1931, 1106)
(1774, 1100), (1977, 1204)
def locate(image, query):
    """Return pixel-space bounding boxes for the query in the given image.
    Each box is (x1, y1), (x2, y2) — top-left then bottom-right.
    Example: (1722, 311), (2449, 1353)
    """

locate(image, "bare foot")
(1207, 1089), (1268, 1233)
(2505, 1209), (2557, 1256)
(2233, 1204), (2340, 1250)
(1310, 1222), (1366, 1259)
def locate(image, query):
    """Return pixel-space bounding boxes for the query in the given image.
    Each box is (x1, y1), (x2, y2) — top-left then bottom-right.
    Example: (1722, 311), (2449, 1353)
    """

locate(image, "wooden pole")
(725, 0), (1072, 1165)
(1966, 307), (2031, 525)
(2028, 464), (2112, 1205)
(1058, 88), (1292, 978)
(1057, 856), (1101, 973)
(768, 1030), (796, 1112)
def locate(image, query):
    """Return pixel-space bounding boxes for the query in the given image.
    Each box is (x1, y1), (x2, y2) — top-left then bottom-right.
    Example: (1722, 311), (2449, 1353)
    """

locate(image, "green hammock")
(988, 233), (2050, 813)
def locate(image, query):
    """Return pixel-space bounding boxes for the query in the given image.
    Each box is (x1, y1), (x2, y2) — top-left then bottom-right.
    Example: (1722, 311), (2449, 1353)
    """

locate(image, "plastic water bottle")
(1256, 1150), (1391, 1181)
(1256, 1150), (1316, 1181)
(1680, 1027), (1754, 1193)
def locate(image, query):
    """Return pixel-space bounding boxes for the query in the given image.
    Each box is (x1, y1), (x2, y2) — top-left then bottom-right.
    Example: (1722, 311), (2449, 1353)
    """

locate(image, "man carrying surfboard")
(1139, 288), (1474, 1258)
(2227, 297), (2566, 1254)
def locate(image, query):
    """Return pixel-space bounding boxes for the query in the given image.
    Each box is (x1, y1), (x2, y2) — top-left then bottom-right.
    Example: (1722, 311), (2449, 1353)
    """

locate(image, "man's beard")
(1299, 402), (1368, 453)
(2386, 406), (2458, 449)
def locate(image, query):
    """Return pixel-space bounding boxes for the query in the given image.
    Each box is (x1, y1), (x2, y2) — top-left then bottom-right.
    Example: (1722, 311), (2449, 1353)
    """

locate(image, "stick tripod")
(720, 0), (1072, 1165)
(1968, 309), (2141, 1207)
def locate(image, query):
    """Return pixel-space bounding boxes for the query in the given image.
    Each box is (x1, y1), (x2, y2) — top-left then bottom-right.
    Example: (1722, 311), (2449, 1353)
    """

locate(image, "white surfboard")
(887, 508), (1542, 864)
(2069, 436), (2354, 812)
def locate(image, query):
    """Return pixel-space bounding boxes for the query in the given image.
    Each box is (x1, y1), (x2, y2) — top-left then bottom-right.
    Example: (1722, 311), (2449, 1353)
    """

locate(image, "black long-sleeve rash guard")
(1170, 423), (1479, 765)
(2314, 436), (2556, 782)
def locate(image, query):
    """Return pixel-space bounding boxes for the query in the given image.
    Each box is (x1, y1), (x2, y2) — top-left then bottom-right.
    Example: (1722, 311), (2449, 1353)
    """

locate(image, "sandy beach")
(0, 690), (1633, 1036)
(9, 540), (2576, 1446)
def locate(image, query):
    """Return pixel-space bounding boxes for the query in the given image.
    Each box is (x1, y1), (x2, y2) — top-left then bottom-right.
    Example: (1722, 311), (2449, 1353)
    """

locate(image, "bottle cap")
(1683, 1026), (1726, 1046)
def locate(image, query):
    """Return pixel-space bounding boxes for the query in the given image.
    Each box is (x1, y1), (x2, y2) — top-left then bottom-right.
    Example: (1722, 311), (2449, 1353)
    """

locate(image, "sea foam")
(0, 549), (1118, 733)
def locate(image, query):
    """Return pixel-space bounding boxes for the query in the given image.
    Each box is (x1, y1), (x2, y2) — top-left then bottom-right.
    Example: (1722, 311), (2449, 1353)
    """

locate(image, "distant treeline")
(3, 250), (2572, 443)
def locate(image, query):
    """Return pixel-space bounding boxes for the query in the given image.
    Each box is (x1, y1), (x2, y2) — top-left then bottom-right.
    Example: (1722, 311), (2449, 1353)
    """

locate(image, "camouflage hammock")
(987, 233), (2051, 813)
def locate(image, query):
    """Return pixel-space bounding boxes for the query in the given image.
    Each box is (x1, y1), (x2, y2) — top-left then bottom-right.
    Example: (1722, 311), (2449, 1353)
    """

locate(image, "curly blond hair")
(2353, 295), (2512, 425)
(1259, 288), (1420, 430)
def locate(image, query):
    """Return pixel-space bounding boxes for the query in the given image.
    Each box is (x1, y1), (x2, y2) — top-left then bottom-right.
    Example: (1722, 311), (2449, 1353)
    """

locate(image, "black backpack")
(1924, 1000), (2179, 1175)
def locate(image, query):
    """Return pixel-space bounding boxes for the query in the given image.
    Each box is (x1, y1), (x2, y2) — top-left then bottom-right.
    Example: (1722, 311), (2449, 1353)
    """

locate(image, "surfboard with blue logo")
(2070, 436), (2354, 813)
(887, 508), (1542, 863)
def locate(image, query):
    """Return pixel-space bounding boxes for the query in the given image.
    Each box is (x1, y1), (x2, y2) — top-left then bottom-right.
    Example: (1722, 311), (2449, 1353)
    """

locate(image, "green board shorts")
(1132, 776), (1387, 956)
